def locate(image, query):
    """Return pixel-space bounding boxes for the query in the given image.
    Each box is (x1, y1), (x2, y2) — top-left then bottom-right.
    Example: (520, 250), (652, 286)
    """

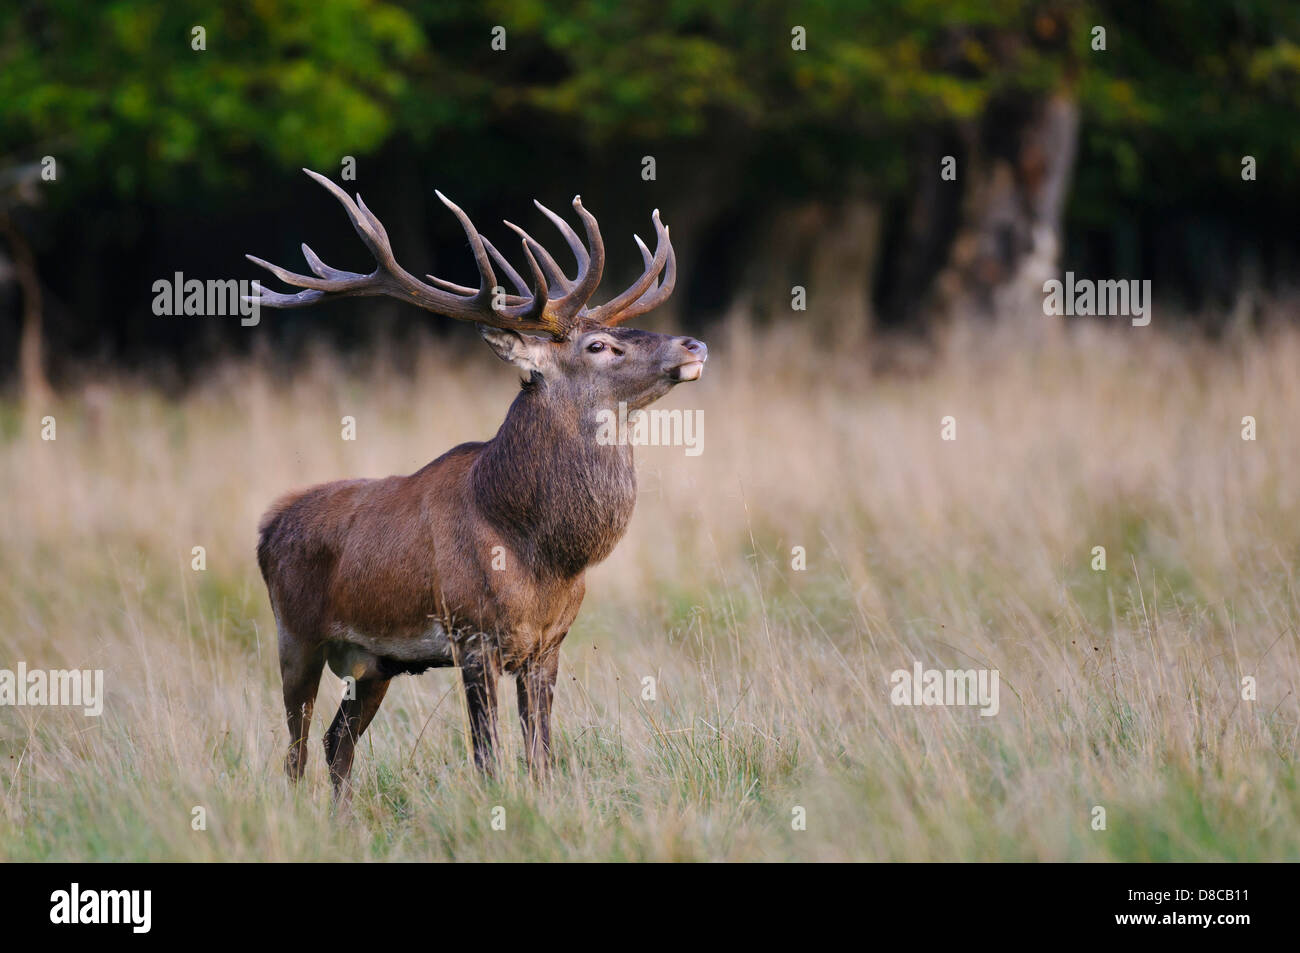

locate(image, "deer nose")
(678, 337), (708, 361)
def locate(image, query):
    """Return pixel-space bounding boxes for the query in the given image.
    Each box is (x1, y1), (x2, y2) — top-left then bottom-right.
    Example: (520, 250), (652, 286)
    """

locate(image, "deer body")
(250, 171), (704, 795)
(258, 376), (638, 674)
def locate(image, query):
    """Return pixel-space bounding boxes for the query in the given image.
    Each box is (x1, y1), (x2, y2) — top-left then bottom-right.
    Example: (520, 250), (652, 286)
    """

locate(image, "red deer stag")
(248, 170), (705, 797)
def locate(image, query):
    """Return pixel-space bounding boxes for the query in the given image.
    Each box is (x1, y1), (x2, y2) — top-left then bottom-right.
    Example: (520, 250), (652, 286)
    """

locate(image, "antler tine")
(503, 221), (571, 296)
(246, 169), (571, 337)
(494, 197), (607, 323)
(479, 235), (531, 298)
(244, 251), (361, 296)
(423, 259), (531, 307)
(432, 190), (499, 305)
(304, 169), (389, 268)
(585, 210), (671, 326)
(241, 280), (330, 310)
(511, 235), (550, 321)
(533, 199), (589, 270)
(422, 258), (532, 308)
(301, 243), (358, 281)
(424, 273), (477, 294)
(547, 196), (604, 321)
(602, 232), (676, 324)
(436, 189), (567, 331)
(240, 239), (371, 308)
(503, 197), (605, 322)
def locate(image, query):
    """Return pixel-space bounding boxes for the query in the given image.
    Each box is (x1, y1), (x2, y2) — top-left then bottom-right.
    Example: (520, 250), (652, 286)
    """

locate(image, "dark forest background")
(2, 0), (1298, 394)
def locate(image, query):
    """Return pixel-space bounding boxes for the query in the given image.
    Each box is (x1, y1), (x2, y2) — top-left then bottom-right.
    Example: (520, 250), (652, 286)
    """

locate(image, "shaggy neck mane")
(472, 381), (637, 578)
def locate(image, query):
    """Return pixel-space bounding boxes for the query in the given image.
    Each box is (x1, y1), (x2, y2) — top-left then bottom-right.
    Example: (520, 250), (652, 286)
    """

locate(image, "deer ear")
(478, 326), (549, 379)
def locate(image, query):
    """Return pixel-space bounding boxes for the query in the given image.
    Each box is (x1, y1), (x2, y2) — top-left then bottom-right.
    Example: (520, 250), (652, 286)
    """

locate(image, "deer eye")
(587, 340), (606, 353)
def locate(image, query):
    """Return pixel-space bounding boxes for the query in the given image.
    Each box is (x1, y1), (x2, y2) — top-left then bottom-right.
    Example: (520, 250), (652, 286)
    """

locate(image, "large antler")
(247, 169), (674, 338)
(583, 210), (675, 327)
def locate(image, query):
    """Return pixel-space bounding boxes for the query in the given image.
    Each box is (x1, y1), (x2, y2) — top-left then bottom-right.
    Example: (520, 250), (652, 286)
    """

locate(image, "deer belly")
(328, 620), (456, 677)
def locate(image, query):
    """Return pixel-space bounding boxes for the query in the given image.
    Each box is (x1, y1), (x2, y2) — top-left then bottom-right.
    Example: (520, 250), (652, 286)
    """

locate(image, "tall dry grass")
(1, 315), (1298, 860)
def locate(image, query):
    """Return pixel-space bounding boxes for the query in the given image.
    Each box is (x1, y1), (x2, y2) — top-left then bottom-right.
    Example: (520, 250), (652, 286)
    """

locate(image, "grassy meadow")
(1, 315), (1298, 861)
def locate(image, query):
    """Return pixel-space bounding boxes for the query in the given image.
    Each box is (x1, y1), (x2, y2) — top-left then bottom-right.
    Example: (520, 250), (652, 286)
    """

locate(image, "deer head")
(247, 169), (706, 416)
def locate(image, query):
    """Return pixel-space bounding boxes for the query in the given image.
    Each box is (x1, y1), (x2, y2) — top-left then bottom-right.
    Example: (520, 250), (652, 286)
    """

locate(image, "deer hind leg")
(516, 649), (560, 778)
(323, 676), (391, 800)
(461, 649), (503, 775)
(279, 629), (325, 783)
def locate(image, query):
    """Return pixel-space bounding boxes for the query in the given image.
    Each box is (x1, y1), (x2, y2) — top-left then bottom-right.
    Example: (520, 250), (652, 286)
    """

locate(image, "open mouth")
(670, 360), (705, 382)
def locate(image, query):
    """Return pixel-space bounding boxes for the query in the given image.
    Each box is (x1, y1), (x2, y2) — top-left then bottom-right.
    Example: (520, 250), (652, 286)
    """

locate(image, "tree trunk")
(0, 211), (53, 407)
(936, 92), (1080, 333)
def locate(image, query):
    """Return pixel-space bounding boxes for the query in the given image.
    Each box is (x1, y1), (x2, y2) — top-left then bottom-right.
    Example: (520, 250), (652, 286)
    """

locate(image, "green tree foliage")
(1, 1), (424, 199)
(3, 0), (1297, 205)
(1071, 2), (1300, 224)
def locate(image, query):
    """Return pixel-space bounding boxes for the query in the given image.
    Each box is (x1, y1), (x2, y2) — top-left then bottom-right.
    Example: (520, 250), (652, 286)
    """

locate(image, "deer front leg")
(516, 649), (560, 778)
(461, 651), (502, 774)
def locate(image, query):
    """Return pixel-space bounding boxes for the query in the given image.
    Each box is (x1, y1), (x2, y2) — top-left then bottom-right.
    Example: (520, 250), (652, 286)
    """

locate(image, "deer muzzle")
(668, 337), (708, 381)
